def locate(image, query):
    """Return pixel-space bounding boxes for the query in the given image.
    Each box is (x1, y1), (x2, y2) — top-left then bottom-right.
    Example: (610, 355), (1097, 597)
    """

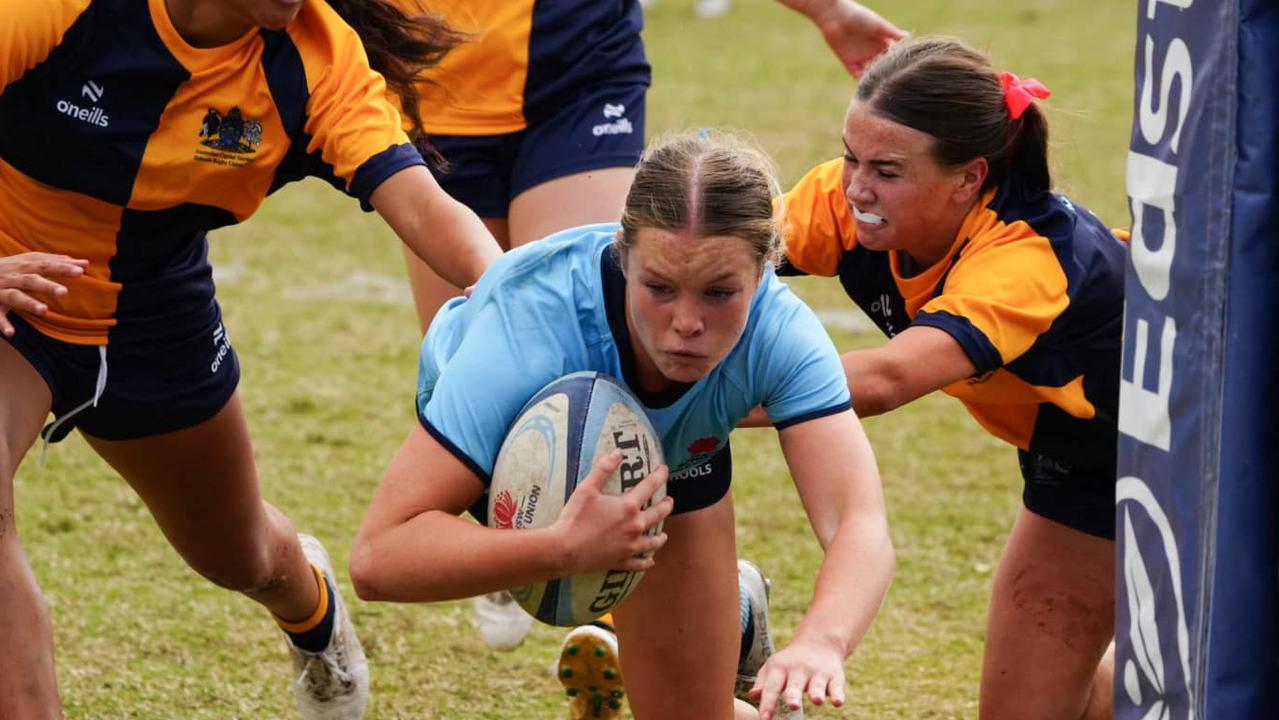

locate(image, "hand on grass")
(749, 635), (847, 719)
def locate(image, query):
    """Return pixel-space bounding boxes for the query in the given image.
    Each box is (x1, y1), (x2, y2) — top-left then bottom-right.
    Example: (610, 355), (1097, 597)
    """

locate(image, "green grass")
(14, 1), (1134, 717)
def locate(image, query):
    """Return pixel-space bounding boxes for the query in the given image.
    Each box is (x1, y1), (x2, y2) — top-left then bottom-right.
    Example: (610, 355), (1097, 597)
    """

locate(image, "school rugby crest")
(195, 106), (263, 167)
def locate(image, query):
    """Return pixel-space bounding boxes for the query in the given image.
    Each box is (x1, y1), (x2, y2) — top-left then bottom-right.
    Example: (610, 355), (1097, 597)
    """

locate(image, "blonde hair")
(617, 129), (784, 266)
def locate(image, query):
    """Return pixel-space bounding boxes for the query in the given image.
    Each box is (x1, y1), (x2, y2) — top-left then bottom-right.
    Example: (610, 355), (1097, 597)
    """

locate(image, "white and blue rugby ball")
(488, 371), (665, 627)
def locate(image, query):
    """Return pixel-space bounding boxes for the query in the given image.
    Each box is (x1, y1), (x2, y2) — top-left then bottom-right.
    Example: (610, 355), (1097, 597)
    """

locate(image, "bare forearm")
(793, 522), (894, 657)
(405, 195), (502, 288)
(369, 167), (503, 288)
(843, 349), (907, 417)
(351, 511), (565, 603)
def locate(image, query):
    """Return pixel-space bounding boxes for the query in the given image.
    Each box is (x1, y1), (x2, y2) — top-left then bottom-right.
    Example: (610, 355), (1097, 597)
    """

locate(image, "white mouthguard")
(853, 207), (885, 225)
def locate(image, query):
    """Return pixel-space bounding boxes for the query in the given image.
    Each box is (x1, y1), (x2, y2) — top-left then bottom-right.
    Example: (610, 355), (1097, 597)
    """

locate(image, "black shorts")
(3, 310), (240, 443)
(667, 441), (732, 515)
(1019, 449), (1116, 540)
(429, 81), (647, 218)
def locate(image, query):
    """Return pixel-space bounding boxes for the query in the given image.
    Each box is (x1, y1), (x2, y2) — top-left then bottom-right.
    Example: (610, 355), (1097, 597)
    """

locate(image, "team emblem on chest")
(195, 106), (263, 167)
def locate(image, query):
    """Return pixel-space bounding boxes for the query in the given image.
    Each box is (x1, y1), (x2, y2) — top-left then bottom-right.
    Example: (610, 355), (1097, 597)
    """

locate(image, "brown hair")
(328, 0), (464, 166)
(617, 130), (783, 266)
(856, 36), (1051, 195)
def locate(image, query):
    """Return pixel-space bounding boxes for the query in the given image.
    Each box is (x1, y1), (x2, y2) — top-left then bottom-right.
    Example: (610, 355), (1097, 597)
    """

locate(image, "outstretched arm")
(369, 166), (503, 290)
(776, 0), (905, 77)
(350, 423), (673, 603)
(749, 409), (894, 718)
(844, 324), (976, 417)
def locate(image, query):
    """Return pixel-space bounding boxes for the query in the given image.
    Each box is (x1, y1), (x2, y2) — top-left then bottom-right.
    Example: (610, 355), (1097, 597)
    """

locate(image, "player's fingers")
(35, 257), (88, 277)
(806, 674), (830, 705)
(0, 288), (46, 315)
(638, 493), (673, 529)
(780, 670), (806, 714)
(17, 274), (69, 298)
(628, 464), (669, 506)
(636, 531), (667, 557)
(580, 449), (624, 492)
(0, 309), (13, 337)
(753, 665), (786, 720)
(828, 673), (847, 707)
(7, 254), (87, 277)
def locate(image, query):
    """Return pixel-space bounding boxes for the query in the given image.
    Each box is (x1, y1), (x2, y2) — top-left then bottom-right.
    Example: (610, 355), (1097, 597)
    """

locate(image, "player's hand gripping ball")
(488, 372), (665, 626)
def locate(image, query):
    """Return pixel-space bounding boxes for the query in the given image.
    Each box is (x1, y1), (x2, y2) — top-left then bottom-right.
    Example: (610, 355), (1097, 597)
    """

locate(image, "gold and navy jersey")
(781, 159), (1128, 470)
(406, 0), (649, 135)
(0, 0), (423, 345)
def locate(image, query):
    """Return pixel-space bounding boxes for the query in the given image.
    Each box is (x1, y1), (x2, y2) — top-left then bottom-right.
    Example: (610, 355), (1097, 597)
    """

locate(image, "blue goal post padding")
(1118, 1), (1279, 719)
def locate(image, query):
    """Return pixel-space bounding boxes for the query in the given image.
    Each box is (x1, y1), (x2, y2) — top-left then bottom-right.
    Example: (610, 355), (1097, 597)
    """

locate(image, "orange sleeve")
(289, 2), (417, 191)
(779, 158), (857, 277)
(1, 0), (91, 93)
(916, 221), (1069, 369)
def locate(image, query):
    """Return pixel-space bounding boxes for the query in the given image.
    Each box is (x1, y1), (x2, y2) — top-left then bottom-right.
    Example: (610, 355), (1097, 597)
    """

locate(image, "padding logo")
(1116, 476), (1195, 720)
(195, 107), (263, 167)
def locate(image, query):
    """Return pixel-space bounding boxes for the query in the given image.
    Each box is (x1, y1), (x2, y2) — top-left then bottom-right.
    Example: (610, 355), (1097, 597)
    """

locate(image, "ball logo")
(589, 568), (633, 613)
(1117, 477), (1195, 720)
(492, 491), (518, 530)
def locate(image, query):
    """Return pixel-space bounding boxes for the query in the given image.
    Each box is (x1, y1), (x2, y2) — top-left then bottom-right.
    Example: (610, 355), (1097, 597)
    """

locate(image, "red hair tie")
(998, 71), (1051, 120)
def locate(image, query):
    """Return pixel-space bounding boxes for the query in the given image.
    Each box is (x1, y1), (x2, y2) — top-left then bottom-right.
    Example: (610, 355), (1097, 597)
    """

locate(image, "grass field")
(15, 1), (1135, 717)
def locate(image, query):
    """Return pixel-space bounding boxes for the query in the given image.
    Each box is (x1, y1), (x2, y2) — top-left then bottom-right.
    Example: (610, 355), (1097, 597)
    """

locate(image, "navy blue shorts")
(1019, 449), (1116, 540)
(667, 441), (732, 515)
(429, 81), (647, 218)
(3, 310), (240, 443)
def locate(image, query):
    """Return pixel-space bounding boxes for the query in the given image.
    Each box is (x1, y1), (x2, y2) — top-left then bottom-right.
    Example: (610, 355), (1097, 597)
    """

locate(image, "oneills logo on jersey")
(55, 79), (109, 127)
(195, 107), (263, 167)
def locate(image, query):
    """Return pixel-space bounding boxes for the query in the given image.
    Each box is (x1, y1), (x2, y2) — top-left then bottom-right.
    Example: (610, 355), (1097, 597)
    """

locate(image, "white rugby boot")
(472, 590), (534, 650)
(556, 623), (625, 720)
(288, 534), (370, 720)
(736, 560), (803, 719)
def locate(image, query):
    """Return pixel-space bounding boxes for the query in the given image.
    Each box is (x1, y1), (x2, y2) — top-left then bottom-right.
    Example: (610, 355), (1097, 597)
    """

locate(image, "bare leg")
(83, 392), (317, 621)
(980, 508), (1115, 720)
(0, 340), (62, 719)
(404, 218), (508, 333)
(507, 167), (636, 248)
(613, 492), (739, 720)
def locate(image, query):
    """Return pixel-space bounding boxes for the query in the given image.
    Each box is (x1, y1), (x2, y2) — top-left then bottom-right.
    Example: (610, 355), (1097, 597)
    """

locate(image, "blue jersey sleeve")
(752, 276), (851, 428)
(416, 300), (572, 483)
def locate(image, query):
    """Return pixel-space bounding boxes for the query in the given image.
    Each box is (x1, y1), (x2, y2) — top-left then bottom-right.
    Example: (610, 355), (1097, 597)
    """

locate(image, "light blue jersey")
(417, 223), (850, 505)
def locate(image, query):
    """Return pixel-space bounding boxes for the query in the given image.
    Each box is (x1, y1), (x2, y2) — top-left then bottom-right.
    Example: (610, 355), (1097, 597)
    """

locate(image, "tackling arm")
(369, 166), (503, 290)
(845, 324), (976, 417)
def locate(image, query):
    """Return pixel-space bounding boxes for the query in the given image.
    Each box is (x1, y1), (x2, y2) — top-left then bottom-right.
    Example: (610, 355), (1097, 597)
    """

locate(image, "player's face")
(623, 228), (762, 391)
(841, 101), (982, 270)
(238, 0), (305, 31)
(169, 0), (303, 46)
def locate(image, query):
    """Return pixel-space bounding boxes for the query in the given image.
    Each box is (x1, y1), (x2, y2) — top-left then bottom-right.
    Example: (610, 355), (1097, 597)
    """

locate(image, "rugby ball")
(488, 371), (665, 626)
